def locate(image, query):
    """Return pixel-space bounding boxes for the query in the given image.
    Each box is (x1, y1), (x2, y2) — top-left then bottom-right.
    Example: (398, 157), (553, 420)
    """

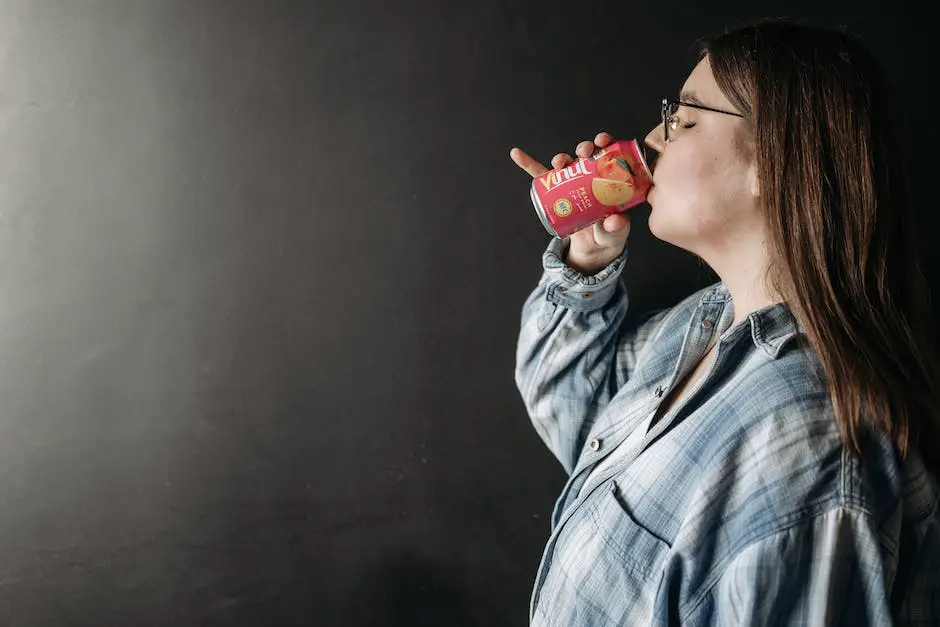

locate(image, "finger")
(595, 131), (614, 147)
(551, 152), (573, 169)
(575, 141), (595, 159)
(602, 213), (630, 233)
(596, 214), (630, 244)
(592, 222), (621, 249)
(510, 147), (549, 178)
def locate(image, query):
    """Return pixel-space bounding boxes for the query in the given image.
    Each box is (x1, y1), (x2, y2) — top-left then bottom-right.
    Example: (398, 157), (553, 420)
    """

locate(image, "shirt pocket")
(590, 480), (672, 579)
(538, 480), (672, 624)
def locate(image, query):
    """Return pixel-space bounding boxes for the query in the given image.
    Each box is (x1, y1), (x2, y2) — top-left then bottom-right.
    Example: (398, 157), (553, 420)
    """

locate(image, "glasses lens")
(663, 101), (680, 141)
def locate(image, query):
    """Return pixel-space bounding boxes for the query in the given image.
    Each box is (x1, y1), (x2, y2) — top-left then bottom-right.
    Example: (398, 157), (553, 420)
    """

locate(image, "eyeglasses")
(661, 97), (745, 142)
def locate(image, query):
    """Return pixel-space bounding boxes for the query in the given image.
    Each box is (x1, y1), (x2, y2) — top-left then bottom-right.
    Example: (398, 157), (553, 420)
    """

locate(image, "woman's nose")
(644, 124), (665, 154)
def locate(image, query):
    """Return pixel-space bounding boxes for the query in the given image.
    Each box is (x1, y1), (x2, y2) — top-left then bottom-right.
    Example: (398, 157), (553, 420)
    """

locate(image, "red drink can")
(529, 139), (653, 238)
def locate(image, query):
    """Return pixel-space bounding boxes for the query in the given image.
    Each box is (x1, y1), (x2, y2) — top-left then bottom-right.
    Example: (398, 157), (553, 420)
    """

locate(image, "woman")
(510, 21), (939, 626)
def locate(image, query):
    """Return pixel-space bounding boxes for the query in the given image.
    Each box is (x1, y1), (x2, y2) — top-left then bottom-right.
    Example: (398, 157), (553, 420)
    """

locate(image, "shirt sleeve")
(686, 507), (895, 626)
(514, 236), (666, 474)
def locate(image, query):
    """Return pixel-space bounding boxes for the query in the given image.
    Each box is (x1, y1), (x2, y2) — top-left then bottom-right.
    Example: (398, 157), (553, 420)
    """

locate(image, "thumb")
(593, 213), (631, 248)
(602, 213), (629, 233)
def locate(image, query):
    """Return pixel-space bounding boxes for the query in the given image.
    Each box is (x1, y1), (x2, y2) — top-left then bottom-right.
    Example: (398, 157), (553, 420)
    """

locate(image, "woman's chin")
(647, 206), (677, 244)
(647, 199), (663, 229)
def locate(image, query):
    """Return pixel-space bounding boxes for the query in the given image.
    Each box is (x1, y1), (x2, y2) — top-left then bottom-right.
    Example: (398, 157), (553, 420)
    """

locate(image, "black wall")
(0, 1), (934, 625)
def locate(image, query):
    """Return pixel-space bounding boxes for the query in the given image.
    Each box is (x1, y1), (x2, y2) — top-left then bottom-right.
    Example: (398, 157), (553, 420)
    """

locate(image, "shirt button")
(702, 319), (713, 329)
(588, 438), (601, 452)
(581, 292), (593, 298)
(557, 286), (567, 292)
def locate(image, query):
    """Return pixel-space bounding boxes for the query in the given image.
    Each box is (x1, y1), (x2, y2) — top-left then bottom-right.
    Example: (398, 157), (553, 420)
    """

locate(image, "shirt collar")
(703, 282), (805, 359)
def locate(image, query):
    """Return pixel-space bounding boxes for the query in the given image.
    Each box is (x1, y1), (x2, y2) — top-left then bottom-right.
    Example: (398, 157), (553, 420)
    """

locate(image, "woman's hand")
(511, 131), (631, 275)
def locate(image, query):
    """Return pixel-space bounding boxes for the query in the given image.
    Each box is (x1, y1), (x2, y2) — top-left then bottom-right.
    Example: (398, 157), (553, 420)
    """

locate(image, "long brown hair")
(702, 21), (940, 474)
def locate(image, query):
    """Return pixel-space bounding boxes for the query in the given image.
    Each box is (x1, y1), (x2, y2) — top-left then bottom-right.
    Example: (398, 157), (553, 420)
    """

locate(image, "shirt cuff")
(541, 237), (628, 311)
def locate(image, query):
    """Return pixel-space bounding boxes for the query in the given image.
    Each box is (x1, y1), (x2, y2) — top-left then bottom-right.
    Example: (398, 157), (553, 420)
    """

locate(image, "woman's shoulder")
(699, 366), (922, 539)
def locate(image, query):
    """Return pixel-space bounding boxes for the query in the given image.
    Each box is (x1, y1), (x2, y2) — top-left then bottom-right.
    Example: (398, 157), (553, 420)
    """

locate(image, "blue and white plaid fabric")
(515, 237), (940, 626)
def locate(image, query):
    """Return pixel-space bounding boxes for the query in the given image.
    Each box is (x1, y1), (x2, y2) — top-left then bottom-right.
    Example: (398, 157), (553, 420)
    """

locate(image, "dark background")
(0, 1), (935, 625)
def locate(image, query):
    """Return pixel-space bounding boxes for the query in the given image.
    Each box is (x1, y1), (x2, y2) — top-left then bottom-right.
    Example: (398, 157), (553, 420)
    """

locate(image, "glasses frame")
(661, 98), (745, 142)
